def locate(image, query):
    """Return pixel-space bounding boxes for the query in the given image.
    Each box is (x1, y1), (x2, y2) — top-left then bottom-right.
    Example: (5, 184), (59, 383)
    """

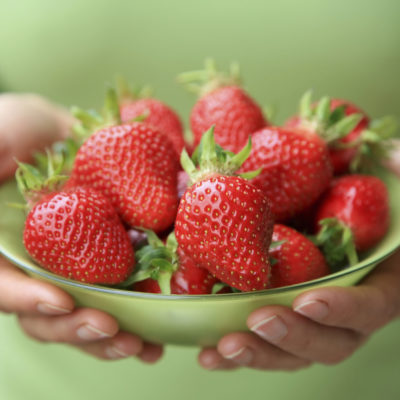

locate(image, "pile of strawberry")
(17, 61), (396, 295)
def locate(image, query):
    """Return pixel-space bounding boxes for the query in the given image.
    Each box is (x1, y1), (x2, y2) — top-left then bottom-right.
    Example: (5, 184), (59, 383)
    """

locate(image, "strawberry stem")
(119, 231), (179, 294)
(349, 115), (399, 173)
(15, 160), (69, 209)
(71, 87), (122, 140)
(177, 58), (242, 97)
(297, 91), (363, 143)
(115, 74), (154, 104)
(181, 126), (260, 184)
(311, 218), (359, 269)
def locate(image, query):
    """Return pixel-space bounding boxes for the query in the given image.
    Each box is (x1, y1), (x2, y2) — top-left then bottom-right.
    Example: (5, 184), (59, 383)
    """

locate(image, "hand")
(198, 250), (400, 370)
(0, 93), (75, 181)
(0, 256), (163, 362)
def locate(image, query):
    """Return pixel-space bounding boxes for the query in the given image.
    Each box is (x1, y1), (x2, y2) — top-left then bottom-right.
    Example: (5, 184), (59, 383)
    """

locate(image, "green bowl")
(1, 171), (400, 347)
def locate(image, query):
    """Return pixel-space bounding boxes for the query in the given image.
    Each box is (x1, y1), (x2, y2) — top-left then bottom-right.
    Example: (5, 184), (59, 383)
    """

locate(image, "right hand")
(0, 256), (163, 362)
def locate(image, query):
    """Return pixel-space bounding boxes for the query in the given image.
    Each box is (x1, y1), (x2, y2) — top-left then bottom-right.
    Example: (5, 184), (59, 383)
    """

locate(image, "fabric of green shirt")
(0, 1), (400, 399)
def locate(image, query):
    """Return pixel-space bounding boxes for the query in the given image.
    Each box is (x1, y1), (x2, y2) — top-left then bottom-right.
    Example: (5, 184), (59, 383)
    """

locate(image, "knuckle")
(321, 333), (363, 365)
(360, 286), (397, 333)
(17, 317), (46, 343)
(282, 330), (313, 354)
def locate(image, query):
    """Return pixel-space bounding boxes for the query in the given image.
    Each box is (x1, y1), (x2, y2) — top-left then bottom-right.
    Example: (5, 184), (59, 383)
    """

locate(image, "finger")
(0, 258), (74, 315)
(75, 331), (144, 360)
(292, 251), (400, 335)
(198, 348), (239, 370)
(18, 308), (119, 344)
(137, 342), (164, 364)
(247, 306), (364, 365)
(217, 332), (312, 371)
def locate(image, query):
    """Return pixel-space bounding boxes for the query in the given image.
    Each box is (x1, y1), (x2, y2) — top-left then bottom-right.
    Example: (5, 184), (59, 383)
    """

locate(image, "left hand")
(198, 250), (400, 370)
(0, 93), (75, 181)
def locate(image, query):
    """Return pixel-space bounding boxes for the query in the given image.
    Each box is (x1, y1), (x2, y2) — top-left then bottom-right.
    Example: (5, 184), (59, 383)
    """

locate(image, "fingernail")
(105, 346), (129, 359)
(249, 315), (288, 343)
(76, 324), (113, 340)
(294, 300), (329, 321)
(37, 302), (72, 315)
(223, 347), (253, 365)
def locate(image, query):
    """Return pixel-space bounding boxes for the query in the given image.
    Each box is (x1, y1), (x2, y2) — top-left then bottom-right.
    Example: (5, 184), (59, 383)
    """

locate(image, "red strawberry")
(116, 78), (185, 157)
(269, 224), (329, 288)
(176, 175), (273, 291)
(133, 278), (161, 293)
(179, 60), (267, 153)
(286, 94), (368, 174)
(175, 128), (274, 292)
(120, 98), (185, 157)
(70, 121), (179, 232)
(314, 174), (390, 253)
(23, 187), (135, 284)
(240, 126), (333, 222)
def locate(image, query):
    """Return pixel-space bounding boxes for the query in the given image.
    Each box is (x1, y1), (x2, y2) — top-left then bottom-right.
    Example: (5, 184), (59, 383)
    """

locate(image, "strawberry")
(326, 99), (369, 173)
(178, 59), (267, 153)
(69, 89), (180, 233)
(116, 79), (185, 157)
(269, 224), (329, 288)
(286, 94), (367, 174)
(313, 174), (390, 267)
(70, 121), (179, 233)
(128, 231), (219, 294)
(286, 92), (398, 174)
(239, 126), (333, 222)
(120, 97), (185, 156)
(22, 185), (135, 284)
(133, 278), (161, 294)
(175, 127), (273, 292)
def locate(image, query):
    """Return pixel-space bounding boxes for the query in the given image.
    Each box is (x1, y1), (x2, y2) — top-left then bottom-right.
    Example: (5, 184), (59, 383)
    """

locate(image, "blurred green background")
(1, 0), (399, 122)
(1, 0), (400, 399)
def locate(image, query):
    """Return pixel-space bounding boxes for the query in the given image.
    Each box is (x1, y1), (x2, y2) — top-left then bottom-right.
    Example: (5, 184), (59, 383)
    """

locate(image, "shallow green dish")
(1, 171), (400, 346)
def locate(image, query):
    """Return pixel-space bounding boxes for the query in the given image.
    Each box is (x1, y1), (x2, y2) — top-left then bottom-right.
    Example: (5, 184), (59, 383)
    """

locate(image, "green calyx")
(15, 153), (69, 209)
(310, 218), (358, 270)
(118, 231), (179, 295)
(177, 58), (241, 97)
(115, 74), (153, 104)
(71, 86), (122, 141)
(180, 126), (261, 185)
(34, 137), (80, 175)
(347, 115), (399, 173)
(298, 90), (363, 143)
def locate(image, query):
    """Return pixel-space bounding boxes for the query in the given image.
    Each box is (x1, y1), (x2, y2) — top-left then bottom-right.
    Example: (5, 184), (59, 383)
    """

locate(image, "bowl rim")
(1, 243), (398, 301)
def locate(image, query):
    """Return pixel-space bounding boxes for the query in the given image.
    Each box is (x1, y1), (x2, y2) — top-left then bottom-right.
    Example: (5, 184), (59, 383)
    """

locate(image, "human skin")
(0, 93), (163, 362)
(198, 143), (400, 370)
